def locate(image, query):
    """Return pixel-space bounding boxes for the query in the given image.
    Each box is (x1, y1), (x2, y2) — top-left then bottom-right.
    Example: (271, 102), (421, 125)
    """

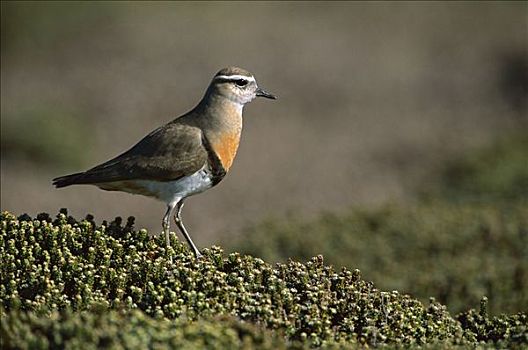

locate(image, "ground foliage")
(233, 202), (528, 316)
(231, 134), (528, 315)
(1, 211), (526, 349)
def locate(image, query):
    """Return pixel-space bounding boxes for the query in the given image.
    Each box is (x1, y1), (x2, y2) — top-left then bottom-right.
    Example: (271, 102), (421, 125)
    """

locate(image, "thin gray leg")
(174, 201), (202, 258)
(162, 203), (175, 250)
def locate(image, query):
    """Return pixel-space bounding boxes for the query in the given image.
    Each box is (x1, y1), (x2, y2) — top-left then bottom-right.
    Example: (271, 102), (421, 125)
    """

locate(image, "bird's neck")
(192, 94), (244, 171)
(194, 92), (244, 130)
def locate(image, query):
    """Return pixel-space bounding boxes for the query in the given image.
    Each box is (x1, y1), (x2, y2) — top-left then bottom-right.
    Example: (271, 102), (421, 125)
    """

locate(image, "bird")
(52, 67), (276, 258)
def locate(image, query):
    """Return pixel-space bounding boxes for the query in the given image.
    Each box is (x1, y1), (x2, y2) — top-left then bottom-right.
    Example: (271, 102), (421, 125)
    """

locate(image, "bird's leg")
(162, 203), (176, 264)
(174, 200), (203, 259)
(162, 203), (174, 248)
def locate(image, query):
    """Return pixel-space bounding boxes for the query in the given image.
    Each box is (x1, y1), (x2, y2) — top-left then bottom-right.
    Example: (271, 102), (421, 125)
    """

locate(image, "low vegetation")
(231, 134), (528, 316)
(232, 202), (527, 316)
(1, 211), (526, 349)
(3, 307), (293, 350)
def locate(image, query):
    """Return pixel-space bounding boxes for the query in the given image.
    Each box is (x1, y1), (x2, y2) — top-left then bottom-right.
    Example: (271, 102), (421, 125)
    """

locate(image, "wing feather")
(53, 122), (208, 187)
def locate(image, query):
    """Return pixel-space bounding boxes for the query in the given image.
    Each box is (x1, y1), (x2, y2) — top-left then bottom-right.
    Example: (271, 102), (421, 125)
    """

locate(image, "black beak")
(256, 87), (277, 100)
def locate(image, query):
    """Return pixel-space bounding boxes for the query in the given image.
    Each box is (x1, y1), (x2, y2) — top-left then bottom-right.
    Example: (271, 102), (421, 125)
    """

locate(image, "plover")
(53, 67), (276, 258)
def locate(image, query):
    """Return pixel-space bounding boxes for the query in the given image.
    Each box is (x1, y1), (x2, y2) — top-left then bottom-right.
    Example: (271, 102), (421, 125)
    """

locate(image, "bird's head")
(207, 67), (277, 105)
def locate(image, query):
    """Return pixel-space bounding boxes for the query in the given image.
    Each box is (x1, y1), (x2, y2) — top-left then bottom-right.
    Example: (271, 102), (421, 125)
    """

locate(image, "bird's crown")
(214, 67), (255, 82)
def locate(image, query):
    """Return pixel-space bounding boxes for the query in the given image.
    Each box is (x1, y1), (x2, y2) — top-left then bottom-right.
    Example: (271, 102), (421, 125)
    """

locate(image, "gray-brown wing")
(53, 122), (208, 187)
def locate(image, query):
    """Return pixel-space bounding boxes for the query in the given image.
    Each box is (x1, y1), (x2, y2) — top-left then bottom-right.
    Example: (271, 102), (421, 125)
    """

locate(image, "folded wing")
(53, 122), (208, 188)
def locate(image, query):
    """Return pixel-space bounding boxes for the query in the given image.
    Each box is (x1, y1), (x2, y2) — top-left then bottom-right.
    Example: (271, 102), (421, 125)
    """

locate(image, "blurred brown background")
(1, 2), (526, 244)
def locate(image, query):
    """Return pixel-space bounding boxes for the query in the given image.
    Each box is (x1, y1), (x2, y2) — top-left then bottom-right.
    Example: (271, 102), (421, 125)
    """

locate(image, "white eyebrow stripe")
(214, 75), (256, 82)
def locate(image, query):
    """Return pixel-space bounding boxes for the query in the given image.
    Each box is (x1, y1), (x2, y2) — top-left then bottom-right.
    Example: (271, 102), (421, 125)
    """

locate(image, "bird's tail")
(52, 172), (86, 188)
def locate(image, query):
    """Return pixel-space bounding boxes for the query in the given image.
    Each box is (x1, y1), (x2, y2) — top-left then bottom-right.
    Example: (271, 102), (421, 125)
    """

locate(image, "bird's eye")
(234, 79), (248, 87)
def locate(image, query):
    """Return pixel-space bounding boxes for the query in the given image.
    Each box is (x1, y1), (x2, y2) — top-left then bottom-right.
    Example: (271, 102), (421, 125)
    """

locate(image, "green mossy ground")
(232, 202), (527, 316)
(231, 134), (528, 316)
(1, 211), (526, 349)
